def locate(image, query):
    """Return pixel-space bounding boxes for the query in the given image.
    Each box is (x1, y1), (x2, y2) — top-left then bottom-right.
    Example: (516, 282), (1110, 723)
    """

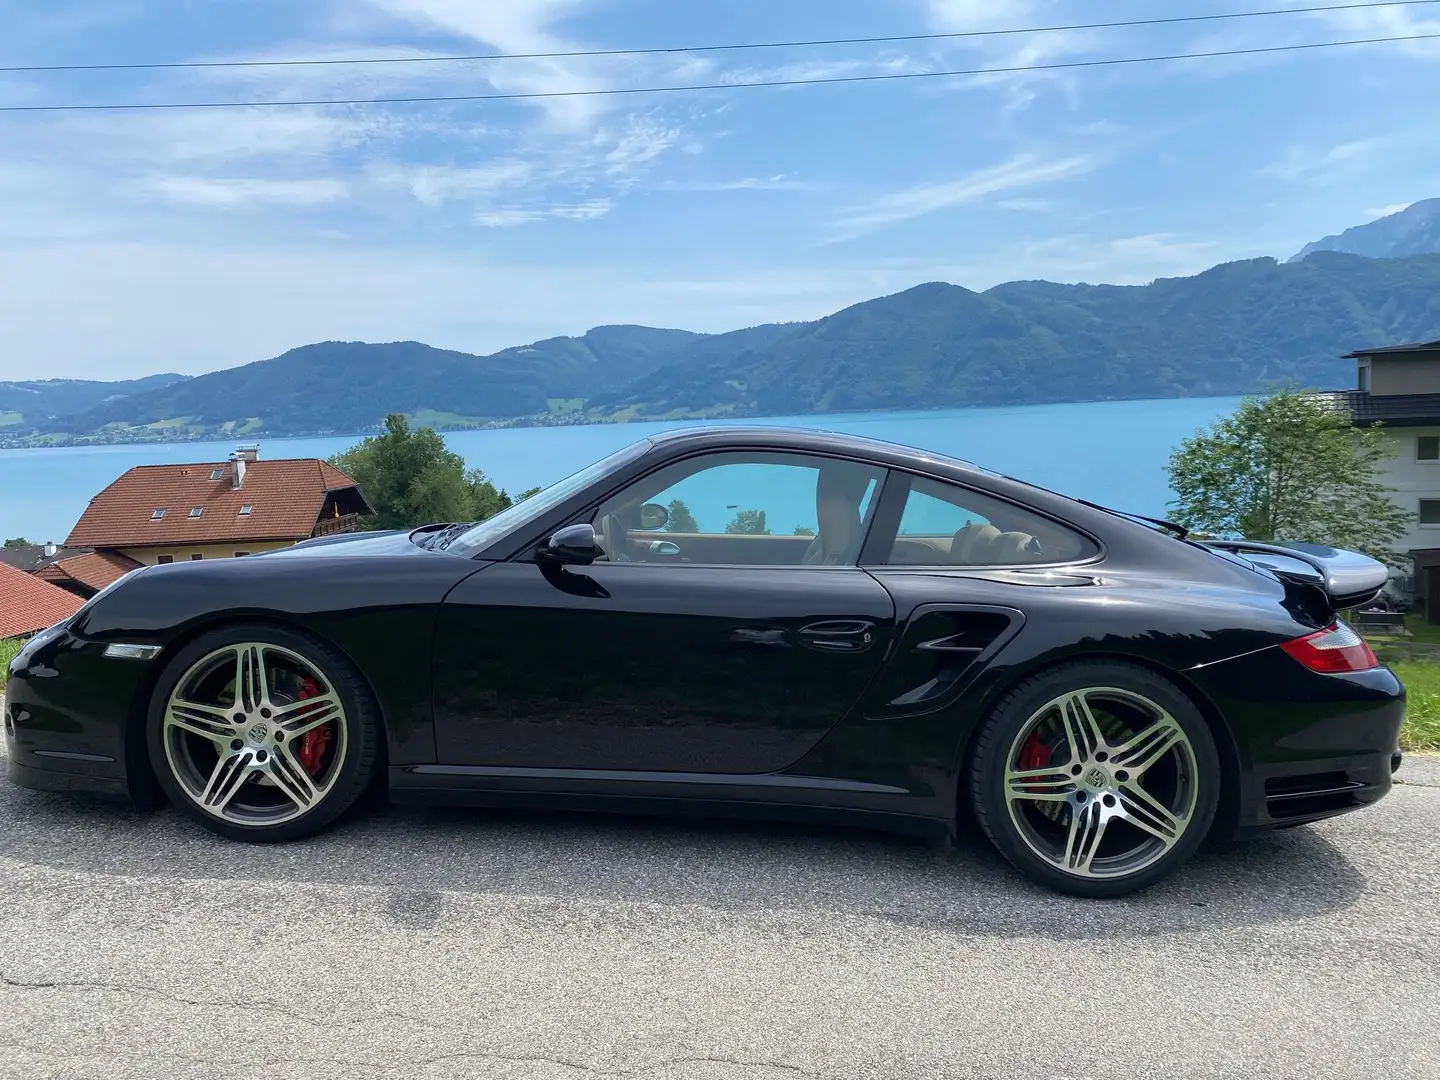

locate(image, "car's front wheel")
(969, 661), (1221, 898)
(145, 623), (381, 842)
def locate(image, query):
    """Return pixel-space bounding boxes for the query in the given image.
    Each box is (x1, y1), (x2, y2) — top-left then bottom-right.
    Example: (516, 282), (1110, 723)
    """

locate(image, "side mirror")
(539, 523), (600, 566)
(638, 503), (669, 531)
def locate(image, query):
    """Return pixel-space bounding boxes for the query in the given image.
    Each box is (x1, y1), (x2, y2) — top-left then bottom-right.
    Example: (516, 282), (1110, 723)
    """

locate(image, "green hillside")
(10, 252), (1440, 446)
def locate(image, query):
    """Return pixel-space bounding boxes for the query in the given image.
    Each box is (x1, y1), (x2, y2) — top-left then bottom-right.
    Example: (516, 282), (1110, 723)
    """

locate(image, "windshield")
(444, 437), (653, 557)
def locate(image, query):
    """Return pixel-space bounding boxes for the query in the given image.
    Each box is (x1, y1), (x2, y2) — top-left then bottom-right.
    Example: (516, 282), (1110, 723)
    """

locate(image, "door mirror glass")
(637, 503), (670, 530)
(540, 523), (600, 566)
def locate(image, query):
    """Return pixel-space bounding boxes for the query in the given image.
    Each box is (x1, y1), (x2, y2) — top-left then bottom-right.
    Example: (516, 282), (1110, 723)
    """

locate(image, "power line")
(1, 32), (1435, 113)
(0, 0), (1435, 74)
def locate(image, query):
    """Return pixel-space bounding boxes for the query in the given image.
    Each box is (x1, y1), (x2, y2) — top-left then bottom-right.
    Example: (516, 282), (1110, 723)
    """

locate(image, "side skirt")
(388, 765), (951, 842)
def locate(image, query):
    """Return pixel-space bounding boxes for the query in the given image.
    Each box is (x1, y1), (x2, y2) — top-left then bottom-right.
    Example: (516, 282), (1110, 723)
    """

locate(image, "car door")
(432, 451), (896, 774)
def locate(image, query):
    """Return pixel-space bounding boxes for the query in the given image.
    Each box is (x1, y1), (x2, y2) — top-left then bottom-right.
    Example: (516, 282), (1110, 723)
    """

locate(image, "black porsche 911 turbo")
(5, 426), (1405, 896)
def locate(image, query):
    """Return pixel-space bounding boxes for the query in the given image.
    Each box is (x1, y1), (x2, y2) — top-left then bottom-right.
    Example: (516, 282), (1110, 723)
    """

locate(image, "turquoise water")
(0, 398), (1243, 545)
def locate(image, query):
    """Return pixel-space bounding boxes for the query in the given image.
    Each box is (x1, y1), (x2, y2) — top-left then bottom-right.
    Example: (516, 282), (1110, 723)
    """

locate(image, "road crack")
(0, 969), (363, 1029)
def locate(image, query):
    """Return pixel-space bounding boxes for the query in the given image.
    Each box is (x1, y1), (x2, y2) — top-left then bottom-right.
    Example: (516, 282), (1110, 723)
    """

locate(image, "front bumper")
(5, 627), (154, 800)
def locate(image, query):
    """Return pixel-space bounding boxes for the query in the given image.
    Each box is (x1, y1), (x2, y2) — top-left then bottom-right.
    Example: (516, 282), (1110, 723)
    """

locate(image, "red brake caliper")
(294, 676), (332, 776)
(1018, 732), (1051, 772)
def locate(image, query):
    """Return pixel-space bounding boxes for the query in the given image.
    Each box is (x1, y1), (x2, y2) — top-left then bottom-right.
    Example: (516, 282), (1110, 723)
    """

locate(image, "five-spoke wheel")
(147, 624), (380, 841)
(971, 662), (1220, 897)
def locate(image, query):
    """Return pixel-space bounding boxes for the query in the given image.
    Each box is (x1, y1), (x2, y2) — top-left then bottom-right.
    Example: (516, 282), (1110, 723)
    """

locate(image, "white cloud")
(142, 177), (351, 207)
(1366, 202), (1414, 219)
(373, 160), (533, 206)
(1260, 137), (1392, 183)
(658, 175), (822, 193)
(833, 154), (1098, 235)
(475, 198), (612, 227)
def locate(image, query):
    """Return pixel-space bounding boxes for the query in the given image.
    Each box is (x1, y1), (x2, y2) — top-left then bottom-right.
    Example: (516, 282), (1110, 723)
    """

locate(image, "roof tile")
(33, 551), (143, 594)
(0, 562), (84, 638)
(64, 458), (367, 548)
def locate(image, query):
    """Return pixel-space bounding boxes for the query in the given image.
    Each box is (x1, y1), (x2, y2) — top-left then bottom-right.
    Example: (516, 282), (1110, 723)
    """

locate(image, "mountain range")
(1290, 199), (1440, 262)
(6, 209), (1440, 447)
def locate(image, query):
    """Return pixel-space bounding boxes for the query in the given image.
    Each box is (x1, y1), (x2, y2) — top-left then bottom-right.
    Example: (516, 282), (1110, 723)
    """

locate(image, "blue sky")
(2, 0), (1439, 380)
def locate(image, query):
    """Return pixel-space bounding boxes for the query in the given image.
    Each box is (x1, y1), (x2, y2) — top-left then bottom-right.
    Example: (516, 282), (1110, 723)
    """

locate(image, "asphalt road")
(1, 749), (1437, 1080)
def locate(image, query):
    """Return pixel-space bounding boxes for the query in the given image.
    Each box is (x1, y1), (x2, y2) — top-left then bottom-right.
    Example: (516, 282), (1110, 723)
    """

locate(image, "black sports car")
(5, 427), (1405, 897)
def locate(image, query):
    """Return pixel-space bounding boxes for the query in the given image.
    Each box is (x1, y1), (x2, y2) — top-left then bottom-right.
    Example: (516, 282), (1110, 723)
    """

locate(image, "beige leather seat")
(803, 467), (872, 565)
(948, 522), (1040, 566)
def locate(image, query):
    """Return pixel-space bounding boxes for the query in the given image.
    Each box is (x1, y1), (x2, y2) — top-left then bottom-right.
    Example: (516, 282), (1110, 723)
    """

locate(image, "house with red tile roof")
(33, 550), (144, 599)
(0, 561), (84, 639)
(62, 446), (373, 567)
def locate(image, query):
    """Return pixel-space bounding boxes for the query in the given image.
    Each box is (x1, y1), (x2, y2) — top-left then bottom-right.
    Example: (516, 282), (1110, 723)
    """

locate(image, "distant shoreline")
(0, 390), (1263, 452)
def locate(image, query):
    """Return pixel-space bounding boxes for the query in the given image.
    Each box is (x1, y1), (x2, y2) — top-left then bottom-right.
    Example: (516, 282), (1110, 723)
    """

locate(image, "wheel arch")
(123, 612), (390, 809)
(953, 649), (1242, 841)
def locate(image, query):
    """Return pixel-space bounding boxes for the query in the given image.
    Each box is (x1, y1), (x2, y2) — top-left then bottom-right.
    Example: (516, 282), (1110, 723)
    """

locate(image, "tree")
(725, 509), (770, 535)
(792, 526), (816, 536)
(664, 500), (699, 533)
(1166, 388), (1413, 567)
(330, 414), (512, 531)
(517, 486), (544, 502)
(3, 537), (34, 549)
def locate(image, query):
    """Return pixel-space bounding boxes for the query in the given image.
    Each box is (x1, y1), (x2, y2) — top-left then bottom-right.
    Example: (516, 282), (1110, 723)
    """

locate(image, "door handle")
(798, 620), (876, 652)
(648, 540), (681, 556)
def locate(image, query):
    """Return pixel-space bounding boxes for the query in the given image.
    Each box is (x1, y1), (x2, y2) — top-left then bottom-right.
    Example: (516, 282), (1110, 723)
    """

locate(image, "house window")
(239, 504), (253, 515)
(1421, 499), (1440, 525)
(189, 507), (203, 518)
(1419, 436), (1440, 461)
(151, 509), (166, 519)
(1358, 363), (1371, 393)
(190, 553), (203, 560)
(234, 551), (250, 557)
(210, 468), (224, 480)
(156, 555), (173, 564)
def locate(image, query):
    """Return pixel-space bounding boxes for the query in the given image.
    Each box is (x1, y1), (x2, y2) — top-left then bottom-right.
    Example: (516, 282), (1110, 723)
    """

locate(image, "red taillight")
(1280, 622), (1380, 674)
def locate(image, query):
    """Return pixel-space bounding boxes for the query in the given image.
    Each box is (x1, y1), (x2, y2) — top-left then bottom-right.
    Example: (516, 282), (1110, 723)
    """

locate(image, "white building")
(1339, 339), (1440, 614)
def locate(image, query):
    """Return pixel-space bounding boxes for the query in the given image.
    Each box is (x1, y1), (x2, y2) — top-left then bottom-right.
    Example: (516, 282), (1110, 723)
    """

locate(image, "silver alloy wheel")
(1002, 687), (1199, 879)
(162, 642), (348, 826)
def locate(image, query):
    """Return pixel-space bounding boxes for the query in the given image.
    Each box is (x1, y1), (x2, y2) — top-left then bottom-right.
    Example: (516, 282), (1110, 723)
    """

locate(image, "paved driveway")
(1, 749), (1437, 1080)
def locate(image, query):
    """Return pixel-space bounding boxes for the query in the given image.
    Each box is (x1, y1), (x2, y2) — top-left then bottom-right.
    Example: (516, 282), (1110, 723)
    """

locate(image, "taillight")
(1280, 622), (1380, 674)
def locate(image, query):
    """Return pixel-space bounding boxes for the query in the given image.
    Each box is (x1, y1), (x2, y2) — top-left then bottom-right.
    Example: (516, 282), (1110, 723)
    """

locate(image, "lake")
(0, 397), (1243, 544)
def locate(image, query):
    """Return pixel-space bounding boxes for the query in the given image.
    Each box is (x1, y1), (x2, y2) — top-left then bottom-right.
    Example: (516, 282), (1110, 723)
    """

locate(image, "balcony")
(312, 513), (363, 537)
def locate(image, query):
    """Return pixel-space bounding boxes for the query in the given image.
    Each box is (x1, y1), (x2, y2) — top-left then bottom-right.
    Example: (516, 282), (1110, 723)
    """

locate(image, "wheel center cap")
(1083, 765), (1110, 791)
(247, 722), (269, 743)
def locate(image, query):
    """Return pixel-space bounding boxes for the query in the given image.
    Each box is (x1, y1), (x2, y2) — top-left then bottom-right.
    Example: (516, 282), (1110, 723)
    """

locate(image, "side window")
(882, 476), (1096, 567)
(592, 452), (883, 567)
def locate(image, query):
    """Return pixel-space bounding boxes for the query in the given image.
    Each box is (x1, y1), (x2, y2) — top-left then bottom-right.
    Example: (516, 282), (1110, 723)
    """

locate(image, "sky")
(2, 0), (1439, 381)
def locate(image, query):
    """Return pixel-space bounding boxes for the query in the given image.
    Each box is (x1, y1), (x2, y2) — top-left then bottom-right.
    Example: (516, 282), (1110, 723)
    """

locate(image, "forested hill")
(11, 251), (1440, 446)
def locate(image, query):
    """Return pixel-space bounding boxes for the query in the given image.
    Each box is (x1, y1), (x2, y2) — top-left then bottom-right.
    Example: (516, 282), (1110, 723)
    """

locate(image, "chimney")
(230, 445), (259, 489)
(42, 542), (57, 558)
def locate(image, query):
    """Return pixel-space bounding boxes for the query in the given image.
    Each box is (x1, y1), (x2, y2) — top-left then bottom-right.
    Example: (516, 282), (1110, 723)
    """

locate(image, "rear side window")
(878, 476), (1097, 567)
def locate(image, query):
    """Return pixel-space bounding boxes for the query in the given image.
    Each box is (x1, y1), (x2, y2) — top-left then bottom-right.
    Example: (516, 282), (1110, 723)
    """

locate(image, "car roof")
(644, 424), (991, 476)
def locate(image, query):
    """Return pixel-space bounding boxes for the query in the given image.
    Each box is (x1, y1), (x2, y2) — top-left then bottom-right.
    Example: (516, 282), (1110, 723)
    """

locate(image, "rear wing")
(1197, 540), (1389, 611)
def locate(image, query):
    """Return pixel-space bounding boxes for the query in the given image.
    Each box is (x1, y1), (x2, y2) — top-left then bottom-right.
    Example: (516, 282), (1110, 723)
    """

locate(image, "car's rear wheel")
(145, 623), (381, 842)
(969, 661), (1220, 898)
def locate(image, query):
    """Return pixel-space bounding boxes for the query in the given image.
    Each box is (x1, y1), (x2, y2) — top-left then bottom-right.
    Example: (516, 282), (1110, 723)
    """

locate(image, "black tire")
(968, 660), (1221, 899)
(145, 622), (382, 843)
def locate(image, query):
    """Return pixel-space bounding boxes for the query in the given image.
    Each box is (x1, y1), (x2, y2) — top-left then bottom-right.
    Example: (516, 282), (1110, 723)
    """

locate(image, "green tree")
(517, 486), (544, 502)
(1166, 388), (1413, 567)
(330, 414), (512, 531)
(724, 509), (770, 535)
(3, 537), (34, 549)
(664, 499), (699, 533)
(792, 526), (816, 536)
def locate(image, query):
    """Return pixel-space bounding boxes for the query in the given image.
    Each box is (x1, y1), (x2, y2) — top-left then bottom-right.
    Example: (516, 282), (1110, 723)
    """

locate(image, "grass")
(1389, 662), (1440, 752)
(0, 410), (23, 428)
(1, 638), (22, 672)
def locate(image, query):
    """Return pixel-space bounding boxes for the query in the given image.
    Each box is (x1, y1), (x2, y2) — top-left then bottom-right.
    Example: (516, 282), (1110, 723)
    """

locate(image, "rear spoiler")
(1197, 540), (1389, 611)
